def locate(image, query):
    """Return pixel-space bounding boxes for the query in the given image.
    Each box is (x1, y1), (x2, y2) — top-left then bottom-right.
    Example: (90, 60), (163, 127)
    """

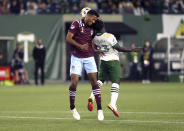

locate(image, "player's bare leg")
(88, 73), (104, 121)
(88, 80), (103, 111)
(69, 74), (80, 120)
(107, 82), (120, 117)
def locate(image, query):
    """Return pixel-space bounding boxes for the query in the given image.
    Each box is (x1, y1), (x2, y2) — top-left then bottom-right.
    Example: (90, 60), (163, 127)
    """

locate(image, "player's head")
(37, 39), (42, 45)
(131, 43), (135, 48)
(93, 19), (105, 33)
(81, 7), (91, 18)
(16, 43), (22, 49)
(84, 10), (99, 26)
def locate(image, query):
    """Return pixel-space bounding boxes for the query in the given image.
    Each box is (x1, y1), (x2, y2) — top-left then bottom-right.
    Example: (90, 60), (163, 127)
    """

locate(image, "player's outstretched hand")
(132, 48), (143, 52)
(80, 43), (89, 50)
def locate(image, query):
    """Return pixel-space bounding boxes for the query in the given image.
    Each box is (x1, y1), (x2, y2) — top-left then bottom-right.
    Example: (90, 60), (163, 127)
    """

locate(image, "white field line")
(0, 111), (184, 115)
(0, 115), (184, 125)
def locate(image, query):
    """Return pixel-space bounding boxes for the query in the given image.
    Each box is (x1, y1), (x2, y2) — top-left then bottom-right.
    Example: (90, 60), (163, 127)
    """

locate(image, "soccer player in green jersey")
(87, 20), (142, 117)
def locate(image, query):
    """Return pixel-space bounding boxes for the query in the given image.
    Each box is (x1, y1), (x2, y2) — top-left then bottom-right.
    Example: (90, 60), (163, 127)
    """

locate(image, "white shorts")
(70, 55), (97, 76)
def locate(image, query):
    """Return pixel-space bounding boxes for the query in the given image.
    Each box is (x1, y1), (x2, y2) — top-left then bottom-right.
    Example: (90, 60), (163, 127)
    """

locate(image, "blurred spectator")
(10, 0), (20, 14)
(1, 0), (184, 15)
(86, 0), (98, 10)
(119, 0), (134, 14)
(33, 39), (46, 85)
(11, 53), (30, 84)
(0, 54), (3, 66)
(20, 2), (26, 15)
(0, 4), (2, 14)
(0, 0), (10, 14)
(80, 0), (87, 9)
(141, 40), (152, 84)
(36, 0), (47, 14)
(128, 43), (140, 80)
(110, 3), (119, 14)
(98, 0), (107, 13)
(151, 0), (164, 14)
(12, 43), (30, 84)
(72, 3), (80, 14)
(133, 0), (144, 16)
(143, 0), (152, 14)
(171, 0), (184, 13)
(13, 43), (24, 60)
(60, 0), (71, 14)
(163, 0), (171, 13)
(26, 0), (38, 15)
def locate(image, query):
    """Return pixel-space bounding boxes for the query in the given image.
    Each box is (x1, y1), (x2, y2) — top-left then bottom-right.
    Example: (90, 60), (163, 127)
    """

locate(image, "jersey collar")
(96, 32), (105, 36)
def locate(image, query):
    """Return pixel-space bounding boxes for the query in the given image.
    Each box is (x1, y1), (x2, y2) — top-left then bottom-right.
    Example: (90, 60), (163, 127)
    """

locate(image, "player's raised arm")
(66, 32), (88, 50)
(114, 45), (142, 52)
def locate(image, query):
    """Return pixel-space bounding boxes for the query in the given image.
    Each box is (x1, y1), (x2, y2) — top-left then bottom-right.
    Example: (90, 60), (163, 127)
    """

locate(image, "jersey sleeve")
(108, 34), (118, 47)
(68, 21), (79, 34)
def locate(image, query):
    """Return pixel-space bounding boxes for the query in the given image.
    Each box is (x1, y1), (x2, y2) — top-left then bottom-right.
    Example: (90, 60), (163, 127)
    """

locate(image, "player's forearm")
(66, 37), (81, 48)
(116, 47), (133, 52)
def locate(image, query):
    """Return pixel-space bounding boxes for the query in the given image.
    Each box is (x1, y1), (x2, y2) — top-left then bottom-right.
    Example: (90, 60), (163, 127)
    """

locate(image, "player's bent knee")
(97, 80), (103, 87)
(112, 83), (119, 88)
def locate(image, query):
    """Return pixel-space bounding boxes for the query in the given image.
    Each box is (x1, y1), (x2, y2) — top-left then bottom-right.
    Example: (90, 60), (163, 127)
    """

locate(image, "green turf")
(0, 82), (184, 131)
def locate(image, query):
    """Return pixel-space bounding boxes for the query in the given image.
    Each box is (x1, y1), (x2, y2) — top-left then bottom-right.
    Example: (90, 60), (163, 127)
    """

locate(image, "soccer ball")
(81, 7), (91, 18)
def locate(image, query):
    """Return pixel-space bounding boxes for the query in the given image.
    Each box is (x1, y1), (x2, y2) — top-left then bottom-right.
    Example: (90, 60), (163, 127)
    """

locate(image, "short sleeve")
(108, 34), (118, 47)
(68, 21), (79, 34)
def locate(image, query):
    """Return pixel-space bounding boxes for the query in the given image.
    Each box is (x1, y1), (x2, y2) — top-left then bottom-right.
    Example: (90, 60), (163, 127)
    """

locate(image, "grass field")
(0, 82), (184, 131)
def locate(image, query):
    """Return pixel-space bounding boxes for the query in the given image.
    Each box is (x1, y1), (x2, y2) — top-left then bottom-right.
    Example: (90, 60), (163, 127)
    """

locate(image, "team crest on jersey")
(71, 25), (75, 29)
(91, 30), (93, 36)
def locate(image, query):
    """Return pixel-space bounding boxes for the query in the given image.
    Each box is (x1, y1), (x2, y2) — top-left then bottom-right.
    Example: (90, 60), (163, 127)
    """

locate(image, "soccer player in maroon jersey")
(66, 10), (104, 121)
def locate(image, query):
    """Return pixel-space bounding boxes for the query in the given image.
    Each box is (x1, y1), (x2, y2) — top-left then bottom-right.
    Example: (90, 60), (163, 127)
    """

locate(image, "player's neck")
(96, 32), (105, 36)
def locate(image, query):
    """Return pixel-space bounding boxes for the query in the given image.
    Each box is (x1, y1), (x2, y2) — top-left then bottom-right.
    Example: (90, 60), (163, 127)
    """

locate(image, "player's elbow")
(66, 33), (73, 44)
(66, 36), (71, 44)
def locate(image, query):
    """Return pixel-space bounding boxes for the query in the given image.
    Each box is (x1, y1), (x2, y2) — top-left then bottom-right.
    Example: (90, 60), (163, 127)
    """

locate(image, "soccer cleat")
(107, 104), (119, 117)
(87, 98), (93, 111)
(97, 110), (104, 121)
(71, 108), (80, 120)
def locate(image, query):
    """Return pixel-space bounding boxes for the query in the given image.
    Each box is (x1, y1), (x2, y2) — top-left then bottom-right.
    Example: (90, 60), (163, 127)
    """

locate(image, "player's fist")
(80, 43), (89, 50)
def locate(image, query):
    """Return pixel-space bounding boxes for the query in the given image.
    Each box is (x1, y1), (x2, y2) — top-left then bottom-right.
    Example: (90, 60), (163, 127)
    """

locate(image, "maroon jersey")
(68, 19), (95, 58)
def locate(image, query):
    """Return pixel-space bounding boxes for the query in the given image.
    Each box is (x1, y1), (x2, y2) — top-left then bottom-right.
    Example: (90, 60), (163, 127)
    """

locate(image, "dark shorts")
(98, 60), (122, 83)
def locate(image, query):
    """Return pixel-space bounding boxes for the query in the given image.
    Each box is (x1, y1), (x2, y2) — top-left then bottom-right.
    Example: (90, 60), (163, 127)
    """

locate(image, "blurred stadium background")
(0, 0), (184, 130)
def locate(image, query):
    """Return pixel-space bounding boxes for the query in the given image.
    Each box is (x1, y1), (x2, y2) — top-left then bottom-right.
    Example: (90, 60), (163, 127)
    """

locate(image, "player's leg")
(23, 69), (30, 84)
(15, 70), (20, 84)
(69, 55), (83, 120)
(40, 64), (45, 85)
(88, 73), (104, 120)
(89, 80), (103, 102)
(69, 74), (80, 120)
(84, 57), (104, 120)
(89, 61), (107, 103)
(34, 63), (39, 85)
(107, 60), (122, 117)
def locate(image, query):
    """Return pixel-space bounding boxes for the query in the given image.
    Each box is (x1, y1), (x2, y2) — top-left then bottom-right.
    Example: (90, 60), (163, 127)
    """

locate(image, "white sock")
(90, 80), (103, 101)
(110, 83), (119, 110)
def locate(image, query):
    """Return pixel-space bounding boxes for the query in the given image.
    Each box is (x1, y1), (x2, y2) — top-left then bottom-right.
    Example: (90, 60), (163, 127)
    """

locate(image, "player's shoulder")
(71, 19), (84, 26)
(103, 32), (116, 40)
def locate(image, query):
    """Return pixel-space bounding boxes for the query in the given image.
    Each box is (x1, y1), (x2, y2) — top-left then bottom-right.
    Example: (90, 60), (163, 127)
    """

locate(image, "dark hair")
(93, 19), (104, 33)
(87, 10), (99, 17)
